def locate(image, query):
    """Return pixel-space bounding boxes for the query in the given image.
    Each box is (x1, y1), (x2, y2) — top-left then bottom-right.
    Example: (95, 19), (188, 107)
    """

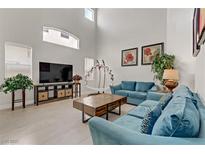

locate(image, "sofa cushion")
(173, 85), (197, 105)
(128, 106), (151, 119)
(152, 97), (200, 137)
(140, 100), (160, 108)
(121, 81), (136, 91)
(115, 90), (130, 97)
(114, 115), (143, 132)
(147, 91), (166, 101)
(140, 104), (162, 134)
(194, 93), (204, 109)
(199, 120), (205, 138)
(173, 85), (190, 96)
(128, 91), (147, 99)
(110, 84), (122, 94)
(135, 82), (154, 92)
(127, 97), (145, 106)
(159, 93), (172, 110)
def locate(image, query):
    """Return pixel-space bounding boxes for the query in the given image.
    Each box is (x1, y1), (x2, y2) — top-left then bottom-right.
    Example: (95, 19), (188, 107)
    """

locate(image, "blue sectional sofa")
(89, 85), (205, 145)
(110, 81), (165, 105)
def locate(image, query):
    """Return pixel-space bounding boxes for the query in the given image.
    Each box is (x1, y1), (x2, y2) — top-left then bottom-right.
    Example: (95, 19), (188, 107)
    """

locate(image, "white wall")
(96, 9), (167, 84)
(96, 8), (200, 94)
(166, 9), (196, 90)
(0, 9), (97, 109)
(166, 9), (205, 103)
(195, 44), (205, 102)
(1, 8), (204, 109)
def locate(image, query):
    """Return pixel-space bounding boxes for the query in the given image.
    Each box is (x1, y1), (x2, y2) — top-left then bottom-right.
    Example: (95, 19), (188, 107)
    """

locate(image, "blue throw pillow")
(136, 82), (154, 92)
(140, 104), (162, 134)
(159, 93), (172, 110)
(152, 97), (200, 137)
(173, 85), (197, 106)
(121, 81), (136, 91)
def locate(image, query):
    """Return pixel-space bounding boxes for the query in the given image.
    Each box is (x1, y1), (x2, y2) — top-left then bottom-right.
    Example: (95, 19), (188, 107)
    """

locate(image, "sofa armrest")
(147, 91), (166, 101)
(110, 84), (121, 94)
(88, 117), (205, 145)
(149, 85), (158, 91)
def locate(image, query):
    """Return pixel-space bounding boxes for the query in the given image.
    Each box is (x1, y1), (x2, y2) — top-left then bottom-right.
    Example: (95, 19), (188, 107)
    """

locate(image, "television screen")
(39, 62), (73, 83)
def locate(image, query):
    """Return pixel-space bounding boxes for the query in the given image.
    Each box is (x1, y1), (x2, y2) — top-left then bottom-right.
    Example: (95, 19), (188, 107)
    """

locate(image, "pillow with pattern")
(140, 104), (162, 134)
(159, 93), (172, 110)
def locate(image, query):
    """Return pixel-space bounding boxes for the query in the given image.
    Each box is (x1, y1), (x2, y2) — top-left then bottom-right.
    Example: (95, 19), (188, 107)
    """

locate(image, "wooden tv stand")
(34, 82), (73, 105)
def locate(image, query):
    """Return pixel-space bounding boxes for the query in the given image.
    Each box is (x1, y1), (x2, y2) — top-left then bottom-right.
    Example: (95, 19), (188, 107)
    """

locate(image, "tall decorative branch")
(85, 60), (114, 92)
(102, 60), (106, 89)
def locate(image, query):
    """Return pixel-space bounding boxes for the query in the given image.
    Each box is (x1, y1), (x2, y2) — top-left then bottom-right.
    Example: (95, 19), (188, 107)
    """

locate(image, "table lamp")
(163, 69), (179, 92)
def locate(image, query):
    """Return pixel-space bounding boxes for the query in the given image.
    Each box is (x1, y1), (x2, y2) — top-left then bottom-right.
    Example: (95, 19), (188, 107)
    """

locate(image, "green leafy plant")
(0, 74), (33, 94)
(151, 53), (175, 84)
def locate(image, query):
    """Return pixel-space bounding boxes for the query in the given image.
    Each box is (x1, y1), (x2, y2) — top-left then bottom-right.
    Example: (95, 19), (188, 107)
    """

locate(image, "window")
(5, 42), (32, 78)
(85, 57), (94, 80)
(43, 26), (80, 49)
(84, 8), (95, 21)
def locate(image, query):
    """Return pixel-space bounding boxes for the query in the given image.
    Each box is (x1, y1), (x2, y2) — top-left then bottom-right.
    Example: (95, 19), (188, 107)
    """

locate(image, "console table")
(34, 82), (73, 105)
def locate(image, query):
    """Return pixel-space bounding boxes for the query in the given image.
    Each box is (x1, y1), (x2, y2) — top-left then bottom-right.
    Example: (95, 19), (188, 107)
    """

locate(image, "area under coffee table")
(73, 93), (127, 123)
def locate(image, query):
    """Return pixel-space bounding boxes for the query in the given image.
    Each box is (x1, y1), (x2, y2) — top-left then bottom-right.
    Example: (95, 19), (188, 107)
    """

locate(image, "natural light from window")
(5, 42), (32, 78)
(43, 26), (80, 49)
(85, 57), (94, 80)
(84, 8), (95, 22)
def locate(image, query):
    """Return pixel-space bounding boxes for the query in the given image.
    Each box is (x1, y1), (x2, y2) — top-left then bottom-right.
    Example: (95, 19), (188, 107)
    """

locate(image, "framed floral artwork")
(193, 8), (205, 57)
(141, 42), (164, 65)
(193, 8), (201, 57)
(198, 8), (205, 45)
(121, 48), (138, 66)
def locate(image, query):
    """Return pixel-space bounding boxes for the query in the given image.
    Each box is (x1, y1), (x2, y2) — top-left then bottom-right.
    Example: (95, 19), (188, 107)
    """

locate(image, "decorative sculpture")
(85, 60), (114, 94)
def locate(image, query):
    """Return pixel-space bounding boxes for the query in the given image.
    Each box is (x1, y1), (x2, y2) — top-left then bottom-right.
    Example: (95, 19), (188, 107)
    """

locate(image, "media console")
(34, 82), (73, 105)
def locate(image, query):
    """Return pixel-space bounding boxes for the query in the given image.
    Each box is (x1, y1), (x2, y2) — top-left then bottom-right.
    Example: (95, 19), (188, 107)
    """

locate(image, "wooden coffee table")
(73, 93), (127, 123)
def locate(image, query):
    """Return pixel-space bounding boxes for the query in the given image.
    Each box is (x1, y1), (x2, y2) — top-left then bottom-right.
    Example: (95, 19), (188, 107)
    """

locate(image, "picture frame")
(121, 48), (138, 66)
(193, 8), (200, 57)
(193, 8), (205, 57)
(141, 42), (164, 65)
(198, 8), (205, 46)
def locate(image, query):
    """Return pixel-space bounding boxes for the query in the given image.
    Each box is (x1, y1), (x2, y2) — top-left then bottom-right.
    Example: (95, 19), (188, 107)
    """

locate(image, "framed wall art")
(141, 42), (164, 65)
(121, 48), (138, 66)
(198, 8), (205, 45)
(193, 8), (200, 56)
(193, 8), (205, 57)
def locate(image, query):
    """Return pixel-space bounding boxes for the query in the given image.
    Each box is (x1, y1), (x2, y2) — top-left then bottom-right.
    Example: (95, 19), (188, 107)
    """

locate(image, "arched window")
(43, 26), (80, 49)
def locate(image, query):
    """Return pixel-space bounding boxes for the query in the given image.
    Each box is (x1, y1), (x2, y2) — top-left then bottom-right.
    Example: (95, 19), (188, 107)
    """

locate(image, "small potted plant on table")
(72, 74), (82, 84)
(0, 74), (33, 110)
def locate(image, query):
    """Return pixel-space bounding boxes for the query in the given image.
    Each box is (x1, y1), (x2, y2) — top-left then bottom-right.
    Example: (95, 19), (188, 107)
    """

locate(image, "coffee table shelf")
(73, 93), (127, 123)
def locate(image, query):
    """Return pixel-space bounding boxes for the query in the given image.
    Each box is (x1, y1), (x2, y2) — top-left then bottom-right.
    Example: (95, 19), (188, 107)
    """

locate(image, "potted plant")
(0, 74), (33, 110)
(72, 74), (82, 83)
(151, 53), (175, 85)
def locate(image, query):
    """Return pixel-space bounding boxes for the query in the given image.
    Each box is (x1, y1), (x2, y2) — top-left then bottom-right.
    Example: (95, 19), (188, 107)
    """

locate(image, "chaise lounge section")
(89, 85), (205, 145)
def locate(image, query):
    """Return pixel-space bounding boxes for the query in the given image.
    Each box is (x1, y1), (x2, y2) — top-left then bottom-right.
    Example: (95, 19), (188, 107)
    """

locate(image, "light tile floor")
(0, 98), (134, 145)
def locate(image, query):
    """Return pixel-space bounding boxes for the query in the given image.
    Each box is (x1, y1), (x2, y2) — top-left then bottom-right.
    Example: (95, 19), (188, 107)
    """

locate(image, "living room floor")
(0, 97), (134, 145)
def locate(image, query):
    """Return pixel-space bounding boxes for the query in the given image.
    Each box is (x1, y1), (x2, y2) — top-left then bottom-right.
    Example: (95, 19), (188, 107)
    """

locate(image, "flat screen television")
(39, 62), (73, 83)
